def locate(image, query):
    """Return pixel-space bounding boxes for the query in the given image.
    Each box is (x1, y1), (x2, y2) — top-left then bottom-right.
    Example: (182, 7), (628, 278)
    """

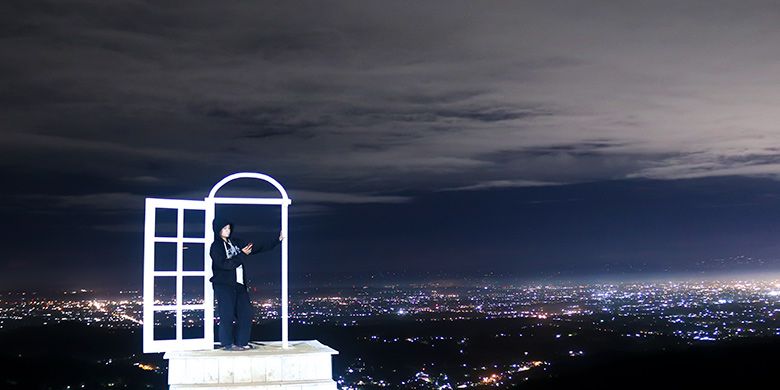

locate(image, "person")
(209, 218), (283, 350)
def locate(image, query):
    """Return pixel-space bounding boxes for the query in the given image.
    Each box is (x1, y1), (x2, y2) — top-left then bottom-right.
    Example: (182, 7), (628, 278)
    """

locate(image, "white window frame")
(143, 172), (292, 353)
(143, 198), (211, 353)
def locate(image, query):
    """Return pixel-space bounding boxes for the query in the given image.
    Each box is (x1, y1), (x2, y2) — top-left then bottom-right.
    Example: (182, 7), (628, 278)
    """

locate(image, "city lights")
(3, 276), (779, 388)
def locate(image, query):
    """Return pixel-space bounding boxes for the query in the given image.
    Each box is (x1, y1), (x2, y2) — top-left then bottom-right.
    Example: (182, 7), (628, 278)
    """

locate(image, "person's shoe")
(238, 344), (254, 350)
(221, 345), (241, 351)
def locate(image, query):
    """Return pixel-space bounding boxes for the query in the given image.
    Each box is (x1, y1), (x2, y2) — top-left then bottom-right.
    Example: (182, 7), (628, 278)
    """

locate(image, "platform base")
(163, 340), (338, 389)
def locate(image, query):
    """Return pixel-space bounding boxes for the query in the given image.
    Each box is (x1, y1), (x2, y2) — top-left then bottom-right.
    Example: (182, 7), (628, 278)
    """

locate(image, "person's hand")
(242, 243), (253, 255)
(279, 233), (285, 241)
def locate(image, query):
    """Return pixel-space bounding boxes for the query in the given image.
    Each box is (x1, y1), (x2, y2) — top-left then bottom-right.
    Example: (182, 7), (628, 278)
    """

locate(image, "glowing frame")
(143, 172), (292, 353)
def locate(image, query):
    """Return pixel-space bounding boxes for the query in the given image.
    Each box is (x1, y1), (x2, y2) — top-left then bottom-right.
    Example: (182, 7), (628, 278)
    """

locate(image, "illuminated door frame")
(143, 172), (292, 353)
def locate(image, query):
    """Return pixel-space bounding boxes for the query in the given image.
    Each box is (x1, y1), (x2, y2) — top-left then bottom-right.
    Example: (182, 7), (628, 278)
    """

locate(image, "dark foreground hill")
(524, 337), (779, 389)
(0, 323), (166, 389)
(1, 321), (777, 389)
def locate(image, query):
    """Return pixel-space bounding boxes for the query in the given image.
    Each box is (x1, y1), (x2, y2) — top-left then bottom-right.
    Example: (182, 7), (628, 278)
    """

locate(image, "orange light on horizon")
(135, 363), (157, 371)
(481, 373), (501, 384)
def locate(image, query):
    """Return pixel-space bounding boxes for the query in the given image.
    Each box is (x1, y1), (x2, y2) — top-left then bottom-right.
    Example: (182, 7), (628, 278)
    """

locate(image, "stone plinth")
(163, 340), (338, 389)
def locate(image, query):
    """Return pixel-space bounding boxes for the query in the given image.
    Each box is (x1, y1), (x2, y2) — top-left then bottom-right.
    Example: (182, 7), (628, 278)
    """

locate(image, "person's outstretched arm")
(247, 234), (284, 255)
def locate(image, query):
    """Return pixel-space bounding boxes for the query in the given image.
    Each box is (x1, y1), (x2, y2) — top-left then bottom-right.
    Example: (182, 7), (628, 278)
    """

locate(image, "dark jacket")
(209, 218), (280, 286)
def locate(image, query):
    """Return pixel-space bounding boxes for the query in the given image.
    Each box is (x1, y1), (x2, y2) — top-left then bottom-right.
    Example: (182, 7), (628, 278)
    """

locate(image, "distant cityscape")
(2, 275), (779, 388)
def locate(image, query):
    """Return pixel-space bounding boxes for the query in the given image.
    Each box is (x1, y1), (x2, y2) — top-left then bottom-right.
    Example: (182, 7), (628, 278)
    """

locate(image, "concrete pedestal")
(163, 340), (338, 389)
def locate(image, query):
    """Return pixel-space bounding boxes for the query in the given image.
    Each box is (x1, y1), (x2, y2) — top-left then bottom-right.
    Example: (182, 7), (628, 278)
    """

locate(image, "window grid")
(144, 199), (211, 353)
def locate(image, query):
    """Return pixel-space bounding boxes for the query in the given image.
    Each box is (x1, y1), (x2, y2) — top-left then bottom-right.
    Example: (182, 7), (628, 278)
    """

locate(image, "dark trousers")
(213, 283), (252, 347)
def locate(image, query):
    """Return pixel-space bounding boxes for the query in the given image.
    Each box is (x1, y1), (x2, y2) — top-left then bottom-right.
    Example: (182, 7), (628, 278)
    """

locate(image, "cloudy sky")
(3, 1), (780, 289)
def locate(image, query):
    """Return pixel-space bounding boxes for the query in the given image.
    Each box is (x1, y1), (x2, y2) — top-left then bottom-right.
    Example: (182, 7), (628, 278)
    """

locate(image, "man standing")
(209, 218), (283, 350)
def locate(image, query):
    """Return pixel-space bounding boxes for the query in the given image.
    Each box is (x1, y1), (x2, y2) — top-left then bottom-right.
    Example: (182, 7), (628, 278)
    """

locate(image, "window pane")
(182, 276), (204, 305)
(153, 276), (177, 305)
(184, 209), (205, 238)
(155, 208), (178, 237)
(182, 243), (204, 272)
(182, 310), (205, 340)
(154, 242), (177, 272)
(153, 310), (176, 341)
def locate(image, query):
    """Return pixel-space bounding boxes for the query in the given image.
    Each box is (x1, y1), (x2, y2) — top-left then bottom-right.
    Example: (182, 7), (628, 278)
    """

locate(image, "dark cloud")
(4, 1), (780, 287)
(4, 0), (780, 200)
(3, 1), (776, 196)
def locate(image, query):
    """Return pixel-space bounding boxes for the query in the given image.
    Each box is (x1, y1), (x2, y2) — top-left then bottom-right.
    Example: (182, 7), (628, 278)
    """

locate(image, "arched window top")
(207, 172), (290, 200)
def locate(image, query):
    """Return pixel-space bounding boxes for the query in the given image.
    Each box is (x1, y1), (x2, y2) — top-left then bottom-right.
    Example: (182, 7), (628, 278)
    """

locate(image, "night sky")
(3, 1), (780, 289)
